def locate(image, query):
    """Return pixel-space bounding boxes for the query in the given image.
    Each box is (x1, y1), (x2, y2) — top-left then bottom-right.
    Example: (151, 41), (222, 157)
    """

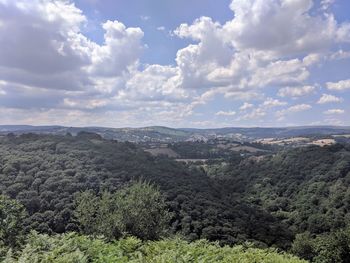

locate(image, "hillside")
(1, 133), (350, 261)
(0, 133), (290, 247)
(217, 144), (350, 236)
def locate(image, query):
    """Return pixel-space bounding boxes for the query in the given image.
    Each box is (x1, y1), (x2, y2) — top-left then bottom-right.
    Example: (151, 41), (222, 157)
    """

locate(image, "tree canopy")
(75, 181), (170, 240)
(1, 133), (350, 261)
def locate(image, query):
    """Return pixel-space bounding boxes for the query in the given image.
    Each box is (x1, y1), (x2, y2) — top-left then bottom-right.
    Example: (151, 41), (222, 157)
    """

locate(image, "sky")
(0, 0), (349, 128)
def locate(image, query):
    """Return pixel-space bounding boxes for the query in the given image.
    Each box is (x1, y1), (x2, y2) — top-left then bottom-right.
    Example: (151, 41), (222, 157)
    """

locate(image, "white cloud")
(276, 104), (312, 117)
(123, 64), (188, 102)
(168, 0), (350, 99)
(237, 97), (287, 121)
(336, 23), (350, 43)
(174, 17), (234, 90)
(248, 58), (310, 88)
(89, 20), (144, 77)
(262, 98), (287, 108)
(287, 104), (312, 112)
(278, 86), (315, 97)
(224, 0), (348, 57)
(215, 110), (236, 116)
(0, 0), (144, 94)
(240, 102), (254, 111)
(302, 53), (322, 66)
(223, 90), (260, 101)
(0, 1), (90, 76)
(317, 94), (343, 104)
(329, 50), (350, 60)
(0, 0), (182, 115)
(63, 98), (108, 110)
(0, 0), (349, 127)
(324, 109), (345, 115)
(239, 108), (266, 120)
(326, 79), (350, 91)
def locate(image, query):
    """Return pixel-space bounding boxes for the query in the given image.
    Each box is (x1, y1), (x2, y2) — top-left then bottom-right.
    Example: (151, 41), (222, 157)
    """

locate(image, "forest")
(0, 133), (350, 262)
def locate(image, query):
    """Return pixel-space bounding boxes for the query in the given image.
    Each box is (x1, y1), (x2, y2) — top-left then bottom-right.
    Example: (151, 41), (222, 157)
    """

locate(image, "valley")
(0, 131), (349, 262)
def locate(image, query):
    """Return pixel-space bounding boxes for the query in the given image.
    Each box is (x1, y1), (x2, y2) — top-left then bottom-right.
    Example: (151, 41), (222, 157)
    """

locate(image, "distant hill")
(1, 125), (350, 142)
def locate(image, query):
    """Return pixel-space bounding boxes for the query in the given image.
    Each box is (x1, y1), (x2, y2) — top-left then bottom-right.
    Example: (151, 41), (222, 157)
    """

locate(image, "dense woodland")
(219, 144), (350, 236)
(0, 133), (350, 261)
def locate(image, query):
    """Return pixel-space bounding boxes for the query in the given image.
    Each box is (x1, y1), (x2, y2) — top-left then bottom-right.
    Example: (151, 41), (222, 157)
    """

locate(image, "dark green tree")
(0, 195), (27, 248)
(75, 181), (171, 240)
(291, 232), (316, 261)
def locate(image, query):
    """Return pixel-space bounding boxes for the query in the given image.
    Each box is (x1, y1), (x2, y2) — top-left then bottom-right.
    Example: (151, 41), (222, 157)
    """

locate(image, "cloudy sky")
(0, 0), (349, 128)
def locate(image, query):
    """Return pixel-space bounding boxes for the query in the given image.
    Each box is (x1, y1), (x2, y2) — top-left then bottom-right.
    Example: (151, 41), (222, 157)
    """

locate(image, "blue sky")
(0, 0), (349, 128)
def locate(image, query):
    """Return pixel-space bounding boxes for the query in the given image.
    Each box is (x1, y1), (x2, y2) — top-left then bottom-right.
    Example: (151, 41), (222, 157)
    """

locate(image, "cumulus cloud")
(278, 86), (315, 97)
(0, 1), (95, 95)
(276, 104), (312, 118)
(329, 50), (350, 60)
(262, 98), (287, 108)
(89, 20), (144, 77)
(326, 79), (350, 91)
(168, 0), (349, 100)
(224, 0), (348, 57)
(317, 94), (343, 104)
(236, 97), (286, 121)
(215, 110), (236, 116)
(223, 90), (260, 100)
(324, 109), (345, 115)
(240, 102), (254, 111)
(123, 65), (188, 102)
(248, 58), (310, 88)
(0, 0), (187, 120)
(0, 1), (144, 95)
(0, 0), (349, 127)
(336, 23), (350, 43)
(288, 104), (312, 112)
(174, 17), (234, 90)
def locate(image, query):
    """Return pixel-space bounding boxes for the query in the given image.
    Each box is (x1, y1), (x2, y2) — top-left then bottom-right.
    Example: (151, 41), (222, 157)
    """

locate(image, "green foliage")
(75, 181), (171, 241)
(291, 232), (316, 261)
(4, 232), (306, 263)
(0, 134), (291, 247)
(114, 181), (171, 240)
(0, 195), (27, 248)
(218, 144), (350, 238)
(291, 228), (350, 262)
(2, 133), (350, 255)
